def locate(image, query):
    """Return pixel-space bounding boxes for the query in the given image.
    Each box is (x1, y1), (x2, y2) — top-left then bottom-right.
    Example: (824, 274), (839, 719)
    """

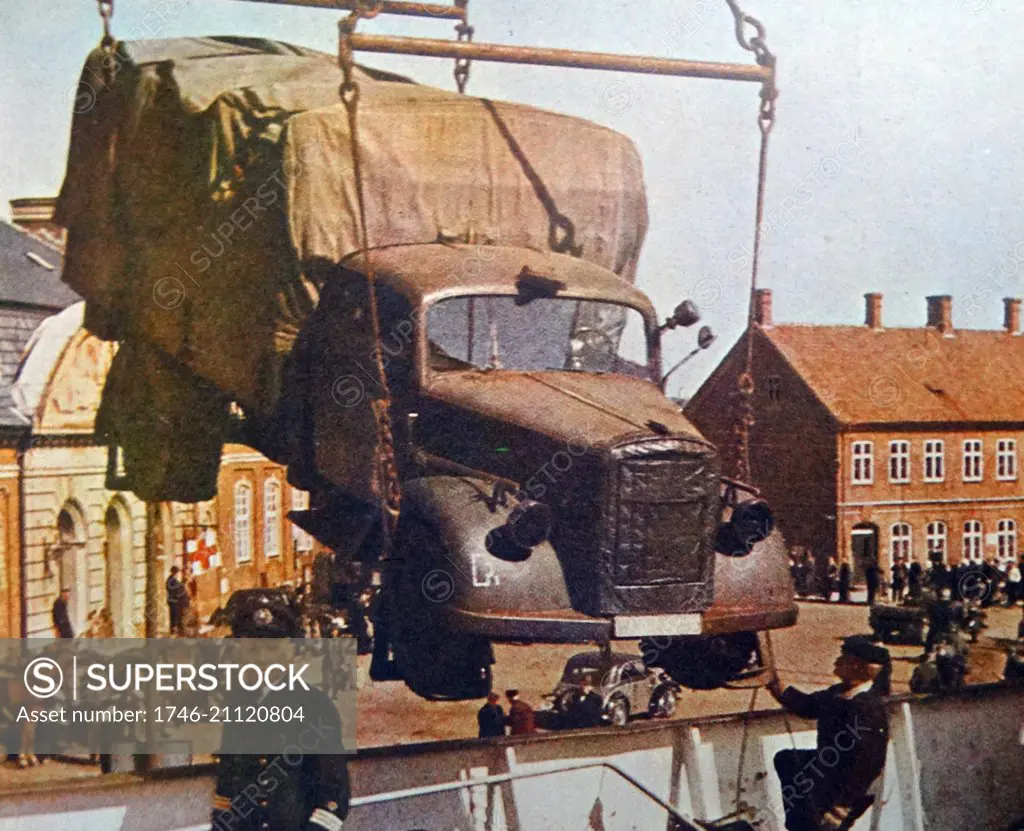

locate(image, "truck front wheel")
(641, 632), (761, 690)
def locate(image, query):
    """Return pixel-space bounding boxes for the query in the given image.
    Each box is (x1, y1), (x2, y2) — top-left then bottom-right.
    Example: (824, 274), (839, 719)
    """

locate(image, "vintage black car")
(546, 651), (679, 728)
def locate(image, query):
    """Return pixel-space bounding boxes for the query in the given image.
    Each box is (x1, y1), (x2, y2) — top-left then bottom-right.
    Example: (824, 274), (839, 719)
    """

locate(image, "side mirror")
(661, 300), (701, 331)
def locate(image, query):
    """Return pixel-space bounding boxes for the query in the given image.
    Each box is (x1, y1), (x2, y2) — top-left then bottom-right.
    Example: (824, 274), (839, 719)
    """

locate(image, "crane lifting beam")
(347, 33), (771, 82)
(226, 0), (772, 83)
(238, 0), (468, 20)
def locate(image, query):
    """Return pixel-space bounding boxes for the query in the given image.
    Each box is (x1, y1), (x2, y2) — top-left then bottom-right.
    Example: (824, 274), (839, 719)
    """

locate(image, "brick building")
(687, 289), (1024, 579)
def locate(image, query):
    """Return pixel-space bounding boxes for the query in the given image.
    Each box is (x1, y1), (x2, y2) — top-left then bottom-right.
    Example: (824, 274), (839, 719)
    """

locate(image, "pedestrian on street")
(819, 558), (836, 602)
(211, 589), (350, 831)
(505, 689), (536, 736)
(891, 559), (907, 603)
(166, 566), (188, 636)
(477, 692), (506, 738)
(908, 561), (923, 603)
(1008, 560), (1022, 607)
(51, 588), (74, 638)
(767, 636), (890, 831)
(838, 561), (852, 604)
(865, 562), (882, 607)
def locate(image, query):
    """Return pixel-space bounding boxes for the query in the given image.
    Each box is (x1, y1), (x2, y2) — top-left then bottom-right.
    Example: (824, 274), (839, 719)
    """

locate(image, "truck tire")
(643, 632), (759, 690)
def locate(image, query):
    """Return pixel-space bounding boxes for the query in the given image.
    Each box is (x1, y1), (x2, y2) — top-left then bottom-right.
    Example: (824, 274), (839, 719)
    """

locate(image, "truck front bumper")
(442, 604), (797, 642)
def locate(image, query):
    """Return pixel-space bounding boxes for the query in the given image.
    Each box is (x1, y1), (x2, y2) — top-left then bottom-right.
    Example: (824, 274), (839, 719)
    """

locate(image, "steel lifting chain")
(98, 0), (114, 46)
(453, 1), (473, 94)
(725, 0), (777, 484)
(338, 6), (402, 539)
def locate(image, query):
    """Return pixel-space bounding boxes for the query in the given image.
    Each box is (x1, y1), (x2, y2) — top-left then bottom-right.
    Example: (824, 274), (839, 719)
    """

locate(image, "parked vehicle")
(546, 651), (679, 728)
(870, 602), (926, 646)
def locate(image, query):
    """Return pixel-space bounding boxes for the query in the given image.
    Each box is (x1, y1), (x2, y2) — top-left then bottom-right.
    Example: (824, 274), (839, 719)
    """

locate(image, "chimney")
(753, 288), (773, 328)
(865, 292), (883, 329)
(9, 197), (65, 248)
(1004, 297), (1022, 334)
(926, 295), (953, 335)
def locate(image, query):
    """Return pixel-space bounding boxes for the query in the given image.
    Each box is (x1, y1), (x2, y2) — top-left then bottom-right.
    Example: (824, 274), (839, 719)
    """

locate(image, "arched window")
(963, 520), (984, 563)
(234, 480), (253, 564)
(997, 519), (1017, 560)
(891, 523), (912, 561)
(926, 521), (947, 561)
(264, 479), (281, 559)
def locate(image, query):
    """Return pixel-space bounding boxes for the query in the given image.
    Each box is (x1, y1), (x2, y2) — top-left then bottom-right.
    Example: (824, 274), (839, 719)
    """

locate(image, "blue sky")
(0, 0), (1020, 394)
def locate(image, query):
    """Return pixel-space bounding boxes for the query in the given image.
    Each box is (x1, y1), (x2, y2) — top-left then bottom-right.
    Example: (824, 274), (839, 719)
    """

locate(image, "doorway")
(850, 523), (879, 585)
(104, 502), (132, 637)
(56, 505), (87, 636)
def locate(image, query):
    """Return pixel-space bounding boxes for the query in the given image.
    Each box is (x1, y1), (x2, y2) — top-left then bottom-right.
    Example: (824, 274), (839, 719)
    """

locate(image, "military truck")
(57, 37), (796, 699)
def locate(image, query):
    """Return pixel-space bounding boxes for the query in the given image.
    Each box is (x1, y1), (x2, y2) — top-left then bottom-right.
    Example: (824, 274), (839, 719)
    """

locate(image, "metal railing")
(349, 758), (711, 830)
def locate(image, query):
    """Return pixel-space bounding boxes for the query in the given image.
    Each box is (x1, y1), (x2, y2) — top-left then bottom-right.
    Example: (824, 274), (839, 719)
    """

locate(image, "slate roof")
(759, 323), (1024, 425)
(0, 221), (78, 310)
(0, 220), (81, 429)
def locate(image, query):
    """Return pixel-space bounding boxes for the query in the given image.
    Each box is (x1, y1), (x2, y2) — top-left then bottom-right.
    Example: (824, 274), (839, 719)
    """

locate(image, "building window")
(923, 440), (945, 482)
(851, 441), (874, 484)
(291, 489), (314, 553)
(233, 480), (253, 564)
(264, 479), (281, 558)
(963, 520), (983, 563)
(766, 376), (782, 404)
(926, 521), (947, 561)
(997, 439), (1018, 481)
(997, 519), (1017, 560)
(962, 439), (983, 482)
(891, 523), (912, 562)
(889, 440), (910, 483)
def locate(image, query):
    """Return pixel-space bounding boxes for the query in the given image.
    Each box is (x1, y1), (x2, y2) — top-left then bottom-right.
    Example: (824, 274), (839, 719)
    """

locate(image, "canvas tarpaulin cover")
(56, 36), (648, 501)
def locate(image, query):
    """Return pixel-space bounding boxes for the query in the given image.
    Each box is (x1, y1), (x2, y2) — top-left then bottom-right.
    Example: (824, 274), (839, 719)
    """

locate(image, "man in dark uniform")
(51, 588), (74, 638)
(767, 636), (890, 831)
(837, 562), (851, 604)
(477, 692), (506, 738)
(166, 567), (187, 636)
(865, 562), (882, 607)
(211, 588), (351, 831)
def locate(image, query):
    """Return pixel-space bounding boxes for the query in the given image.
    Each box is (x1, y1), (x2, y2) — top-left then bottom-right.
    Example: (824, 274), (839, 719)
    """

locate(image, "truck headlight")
(486, 500), (552, 560)
(507, 499), (553, 548)
(715, 500), (774, 557)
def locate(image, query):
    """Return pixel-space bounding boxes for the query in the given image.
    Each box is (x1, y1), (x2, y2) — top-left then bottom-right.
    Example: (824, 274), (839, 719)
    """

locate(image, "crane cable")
(725, 0), (777, 486)
(338, 2), (402, 547)
(717, 4), (784, 823)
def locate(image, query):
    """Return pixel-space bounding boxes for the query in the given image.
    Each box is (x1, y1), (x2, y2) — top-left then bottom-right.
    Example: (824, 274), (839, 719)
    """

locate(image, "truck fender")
(400, 476), (574, 615)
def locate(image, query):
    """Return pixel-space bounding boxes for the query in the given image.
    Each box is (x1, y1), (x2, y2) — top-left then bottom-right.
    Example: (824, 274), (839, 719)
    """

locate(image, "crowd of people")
(790, 549), (1024, 608)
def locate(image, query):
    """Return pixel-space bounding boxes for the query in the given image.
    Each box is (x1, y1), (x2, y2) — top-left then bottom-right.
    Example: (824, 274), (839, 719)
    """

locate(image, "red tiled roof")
(760, 324), (1024, 425)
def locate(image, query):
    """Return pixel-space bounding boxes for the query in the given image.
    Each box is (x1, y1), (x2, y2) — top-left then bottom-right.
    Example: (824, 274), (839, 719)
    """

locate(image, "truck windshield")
(427, 296), (651, 379)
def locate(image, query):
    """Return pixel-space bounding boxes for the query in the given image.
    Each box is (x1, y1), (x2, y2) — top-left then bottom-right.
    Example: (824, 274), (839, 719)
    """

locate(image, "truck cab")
(294, 242), (796, 698)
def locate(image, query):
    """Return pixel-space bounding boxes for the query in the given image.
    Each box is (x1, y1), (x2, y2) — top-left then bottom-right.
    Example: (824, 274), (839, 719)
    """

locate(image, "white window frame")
(997, 438), (1018, 481)
(962, 439), (983, 482)
(926, 520), (947, 561)
(851, 441), (874, 485)
(963, 520), (983, 563)
(891, 523), (912, 562)
(291, 489), (314, 553)
(997, 518), (1017, 560)
(263, 478), (281, 559)
(233, 480), (253, 564)
(923, 439), (945, 483)
(889, 440), (910, 484)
